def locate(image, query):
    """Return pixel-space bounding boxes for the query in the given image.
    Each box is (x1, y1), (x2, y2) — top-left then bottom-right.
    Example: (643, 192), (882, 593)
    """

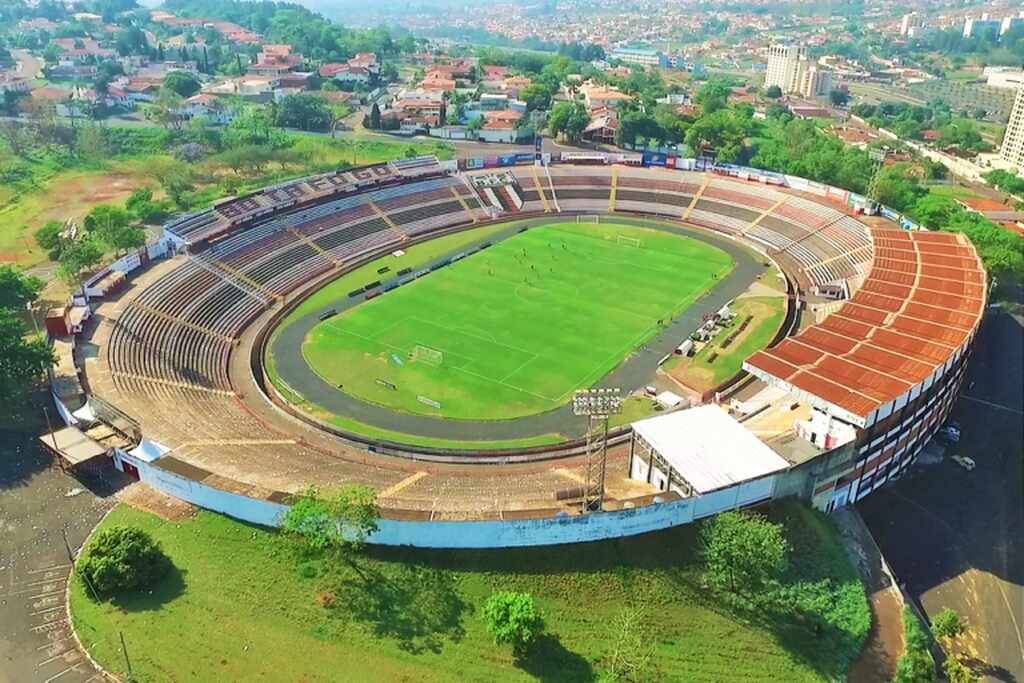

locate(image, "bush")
(482, 591), (544, 656)
(78, 526), (171, 597)
(894, 605), (935, 683)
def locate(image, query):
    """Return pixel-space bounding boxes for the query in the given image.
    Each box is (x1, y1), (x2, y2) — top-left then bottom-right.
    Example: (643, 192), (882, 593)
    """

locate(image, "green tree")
(765, 85), (783, 99)
(78, 526), (172, 597)
(829, 89), (850, 106)
(0, 265), (43, 311)
(695, 80), (731, 115)
(0, 309), (54, 408)
(942, 656), (978, 683)
(163, 70), (201, 98)
(546, 100), (588, 142)
(369, 102), (381, 129)
(281, 485), (379, 554)
(57, 238), (104, 286)
(277, 94), (332, 132)
(874, 163), (926, 210)
(931, 607), (967, 643)
(700, 510), (789, 594)
(685, 109), (750, 162)
(482, 591), (544, 657)
(519, 83), (553, 112)
(912, 194), (959, 230)
(35, 220), (67, 259)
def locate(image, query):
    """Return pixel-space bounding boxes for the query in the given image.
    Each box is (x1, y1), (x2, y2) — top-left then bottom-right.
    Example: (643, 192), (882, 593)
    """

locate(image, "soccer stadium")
(52, 154), (987, 548)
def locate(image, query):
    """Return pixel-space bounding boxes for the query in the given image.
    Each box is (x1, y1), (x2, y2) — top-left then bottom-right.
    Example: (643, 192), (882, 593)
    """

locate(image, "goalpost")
(617, 235), (642, 248)
(411, 344), (444, 366)
(576, 215), (601, 224)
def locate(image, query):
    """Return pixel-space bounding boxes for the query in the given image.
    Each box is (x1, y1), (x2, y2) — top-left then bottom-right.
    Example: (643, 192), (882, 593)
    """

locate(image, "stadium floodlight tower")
(572, 387), (623, 513)
(867, 148), (887, 202)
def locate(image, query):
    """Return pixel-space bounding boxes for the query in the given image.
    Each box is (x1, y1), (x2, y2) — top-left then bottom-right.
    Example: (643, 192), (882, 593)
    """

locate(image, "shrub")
(78, 526), (171, 597)
(482, 591), (543, 656)
(894, 605), (935, 683)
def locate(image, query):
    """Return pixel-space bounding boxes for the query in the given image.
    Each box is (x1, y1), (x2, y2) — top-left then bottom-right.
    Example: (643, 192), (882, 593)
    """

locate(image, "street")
(0, 431), (116, 683)
(859, 308), (1024, 681)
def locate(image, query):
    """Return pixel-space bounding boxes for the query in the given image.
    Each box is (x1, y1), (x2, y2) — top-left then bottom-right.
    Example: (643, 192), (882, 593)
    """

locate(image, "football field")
(302, 221), (733, 420)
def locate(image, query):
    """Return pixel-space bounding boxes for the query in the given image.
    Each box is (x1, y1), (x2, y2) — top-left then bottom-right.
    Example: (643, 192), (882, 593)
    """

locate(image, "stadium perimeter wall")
(109, 443), (766, 548)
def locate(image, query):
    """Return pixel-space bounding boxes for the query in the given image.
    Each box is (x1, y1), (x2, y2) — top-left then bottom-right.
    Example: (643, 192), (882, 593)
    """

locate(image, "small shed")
(628, 405), (790, 507)
(38, 425), (108, 471)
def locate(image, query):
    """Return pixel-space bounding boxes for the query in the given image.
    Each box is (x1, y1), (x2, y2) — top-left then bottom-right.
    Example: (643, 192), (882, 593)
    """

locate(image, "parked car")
(951, 455), (975, 471)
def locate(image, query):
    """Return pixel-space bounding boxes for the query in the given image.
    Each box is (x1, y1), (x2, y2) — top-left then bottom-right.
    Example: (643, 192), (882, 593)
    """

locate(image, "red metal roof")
(746, 227), (985, 421)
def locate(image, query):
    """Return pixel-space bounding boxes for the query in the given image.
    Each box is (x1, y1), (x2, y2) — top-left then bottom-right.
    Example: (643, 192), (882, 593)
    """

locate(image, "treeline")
(162, 0), (417, 61)
(851, 101), (990, 153)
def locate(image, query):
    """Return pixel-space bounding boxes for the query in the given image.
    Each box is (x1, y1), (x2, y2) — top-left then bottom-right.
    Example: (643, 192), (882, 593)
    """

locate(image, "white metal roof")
(632, 404), (790, 494)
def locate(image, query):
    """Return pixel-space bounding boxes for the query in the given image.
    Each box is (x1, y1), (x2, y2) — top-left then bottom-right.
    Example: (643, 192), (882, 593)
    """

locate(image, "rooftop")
(632, 405), (791, 494)
(746, 228), (985, 425)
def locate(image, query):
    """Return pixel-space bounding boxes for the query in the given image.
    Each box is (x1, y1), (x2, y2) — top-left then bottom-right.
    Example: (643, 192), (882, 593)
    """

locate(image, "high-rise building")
(964, 14), (1001, 38)
(799, 66), (833, 98)
(1000, 87), (1024, 171)
(765, 44), (832, 97)
(900, 13), (922, 36)
(764, 44), (807, 94)
(1000, 13), (1024, 35)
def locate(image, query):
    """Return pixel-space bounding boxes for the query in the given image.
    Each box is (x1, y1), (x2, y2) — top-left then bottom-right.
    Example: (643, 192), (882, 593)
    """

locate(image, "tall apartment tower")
(1000, 87), (1024, 171)
(764, 44), (807, 94)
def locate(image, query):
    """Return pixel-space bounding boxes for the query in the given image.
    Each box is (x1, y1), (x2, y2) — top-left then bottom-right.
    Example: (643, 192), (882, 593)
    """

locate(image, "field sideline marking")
(309, 223), (726, 412)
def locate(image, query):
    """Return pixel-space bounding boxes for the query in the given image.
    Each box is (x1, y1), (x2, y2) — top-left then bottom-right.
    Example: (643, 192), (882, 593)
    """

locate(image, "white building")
(610, 48), (667, 68)
(628, 405), (790, 505)
(1000, 87), (1024, 172)
(765, 44), (832, 97)
(765, 44), (807, 93)
(900, 13), (922, 37)
(799, 65), (833, 98)
(984, 66), (1024, 90)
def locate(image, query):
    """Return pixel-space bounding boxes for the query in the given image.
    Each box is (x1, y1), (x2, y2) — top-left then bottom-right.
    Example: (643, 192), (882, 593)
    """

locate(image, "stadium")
(52, 153), (986, 548)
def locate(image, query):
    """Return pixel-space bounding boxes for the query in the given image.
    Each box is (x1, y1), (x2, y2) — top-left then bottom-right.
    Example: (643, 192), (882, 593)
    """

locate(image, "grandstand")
(62, 157), (985, 545)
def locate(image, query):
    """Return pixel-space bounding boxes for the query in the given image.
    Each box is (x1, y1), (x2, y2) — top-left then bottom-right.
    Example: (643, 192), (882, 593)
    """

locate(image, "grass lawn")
(667, 295), (787, 393)
(70, 501), (869, 683)
(302, 222), (732, 420)
(0, 161), (157, 267)
(926, 184), (981, 200)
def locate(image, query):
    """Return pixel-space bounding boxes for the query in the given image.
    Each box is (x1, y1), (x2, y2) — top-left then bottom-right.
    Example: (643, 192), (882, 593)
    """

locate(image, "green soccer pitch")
(301, 221), (733, 420)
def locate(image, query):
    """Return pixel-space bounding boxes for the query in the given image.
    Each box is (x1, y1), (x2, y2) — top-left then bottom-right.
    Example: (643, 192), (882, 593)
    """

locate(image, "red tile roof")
(746, 228), (985, 424)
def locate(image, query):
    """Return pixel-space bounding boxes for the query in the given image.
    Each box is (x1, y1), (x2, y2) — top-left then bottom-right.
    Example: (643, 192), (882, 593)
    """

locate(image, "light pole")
(572, 388), (623, 513)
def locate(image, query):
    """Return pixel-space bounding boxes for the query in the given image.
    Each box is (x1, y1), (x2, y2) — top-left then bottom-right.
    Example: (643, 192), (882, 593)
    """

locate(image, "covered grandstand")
(54, 154), (985, 546)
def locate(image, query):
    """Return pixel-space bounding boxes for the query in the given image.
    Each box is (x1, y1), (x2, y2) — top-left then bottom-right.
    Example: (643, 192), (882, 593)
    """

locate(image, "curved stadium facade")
(61, 154), (985, 547)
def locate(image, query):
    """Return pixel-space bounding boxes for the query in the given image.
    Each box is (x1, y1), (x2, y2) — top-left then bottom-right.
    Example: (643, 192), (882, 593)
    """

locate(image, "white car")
(951, 455), (976, 471)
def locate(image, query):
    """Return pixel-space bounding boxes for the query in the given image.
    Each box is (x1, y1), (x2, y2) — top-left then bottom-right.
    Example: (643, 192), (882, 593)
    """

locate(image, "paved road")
(859, 309), (1024, 682)
(0, 431), (116, 683)
(270, 217), (766, 441)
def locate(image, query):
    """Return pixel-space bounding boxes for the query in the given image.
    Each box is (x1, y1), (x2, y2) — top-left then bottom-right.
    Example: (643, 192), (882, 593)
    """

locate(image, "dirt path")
(833, 508), (905, 682)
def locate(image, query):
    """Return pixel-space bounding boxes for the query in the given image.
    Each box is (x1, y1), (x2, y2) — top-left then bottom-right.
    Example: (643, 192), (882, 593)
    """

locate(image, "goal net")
(411, 344), (444, 366)
(617, 235), (642, 248)
(576, 215), (600, 224)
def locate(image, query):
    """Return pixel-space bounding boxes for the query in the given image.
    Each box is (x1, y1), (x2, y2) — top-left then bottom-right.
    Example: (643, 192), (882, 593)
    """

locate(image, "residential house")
(251, 44), (303, 76)
(178, 93), (234, 123)
(580, 82), (634, 110)
(319, 63), (370, 85)
(502, 75), (531, 99)
(582, 107), (618, 144)
(478, 110), (524, 143)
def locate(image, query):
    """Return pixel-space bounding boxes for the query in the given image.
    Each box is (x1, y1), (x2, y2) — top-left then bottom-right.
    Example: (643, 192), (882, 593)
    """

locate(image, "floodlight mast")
(572, 388), (623, 513)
